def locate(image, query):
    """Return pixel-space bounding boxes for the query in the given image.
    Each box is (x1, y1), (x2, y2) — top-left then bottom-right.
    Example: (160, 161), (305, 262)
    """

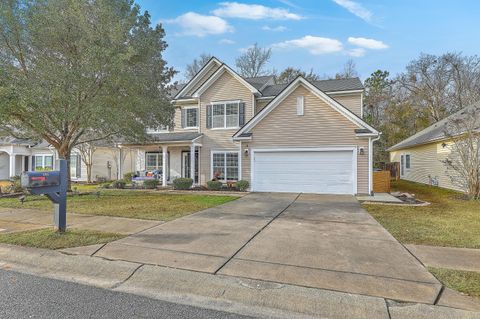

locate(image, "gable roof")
(173, 57), (222, 100)
(260, 78), (364, 97)
(191, 63), (261, 97)
(233, 76), (378, 139)
(388, 102), (480, 151)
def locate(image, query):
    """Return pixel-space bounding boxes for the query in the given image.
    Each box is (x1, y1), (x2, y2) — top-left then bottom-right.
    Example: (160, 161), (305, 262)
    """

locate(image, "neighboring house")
(0, 137), (135, 182)
(123, 57), (379, 195)
(388, 103), (479, 192)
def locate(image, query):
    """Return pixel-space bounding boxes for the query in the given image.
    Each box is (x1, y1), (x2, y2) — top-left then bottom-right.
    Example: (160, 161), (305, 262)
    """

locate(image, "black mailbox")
(21, 171), (61, 188)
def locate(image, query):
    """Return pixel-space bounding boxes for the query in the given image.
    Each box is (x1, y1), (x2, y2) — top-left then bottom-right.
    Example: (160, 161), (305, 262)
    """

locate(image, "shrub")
(4, 176), (23, 193)
(111, 180), (126, 189)
(207, 180), (222, 191)
(123, 172), (135, 181)
(144, 179), (159, 189)
(100, 182), (111, 189)
(173, 178), (193, 190)
(236, 180), (249, 192)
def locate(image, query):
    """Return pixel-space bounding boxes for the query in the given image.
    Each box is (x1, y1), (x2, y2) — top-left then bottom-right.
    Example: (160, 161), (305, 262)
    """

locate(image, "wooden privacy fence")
(376, 162), (400, 180)
(373, 171), (391, 193)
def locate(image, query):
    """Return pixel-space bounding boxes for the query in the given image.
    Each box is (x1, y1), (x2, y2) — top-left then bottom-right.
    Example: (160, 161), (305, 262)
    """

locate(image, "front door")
(182, 151), (199, 183)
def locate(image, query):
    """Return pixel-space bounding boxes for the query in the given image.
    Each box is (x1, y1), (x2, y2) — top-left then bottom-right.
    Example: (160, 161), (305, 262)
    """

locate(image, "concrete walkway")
(0, 208), (161, 235)
(95, 193), (443, 304)
(406, 244), (480, 272)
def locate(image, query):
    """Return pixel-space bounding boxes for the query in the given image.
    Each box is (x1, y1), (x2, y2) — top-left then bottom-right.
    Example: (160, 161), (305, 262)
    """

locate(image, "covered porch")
(123, 132), (203, 187)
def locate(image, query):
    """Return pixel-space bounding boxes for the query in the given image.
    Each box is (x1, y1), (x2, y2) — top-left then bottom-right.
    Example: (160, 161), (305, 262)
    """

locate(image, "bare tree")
(185, 53), (213, 80)
(76, 143), (97, 183)
(336, 59), (359, 79)
(235, 43), (272, 77)
(276, 67), (320, 84)
(442, 104), (480, 200)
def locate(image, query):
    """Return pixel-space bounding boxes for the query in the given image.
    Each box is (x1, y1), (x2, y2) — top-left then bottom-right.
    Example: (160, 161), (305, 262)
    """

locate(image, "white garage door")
(252, 149), (356, 194)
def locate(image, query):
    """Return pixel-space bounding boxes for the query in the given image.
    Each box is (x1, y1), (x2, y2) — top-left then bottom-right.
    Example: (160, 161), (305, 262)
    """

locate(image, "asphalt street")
(0, 269), (255, 319)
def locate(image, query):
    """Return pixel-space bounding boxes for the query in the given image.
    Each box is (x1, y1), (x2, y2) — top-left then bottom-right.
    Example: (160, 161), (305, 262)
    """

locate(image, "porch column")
(190, 143), (195, 185)
(9, 154), (16, 177)
(162, 145), (167, 187)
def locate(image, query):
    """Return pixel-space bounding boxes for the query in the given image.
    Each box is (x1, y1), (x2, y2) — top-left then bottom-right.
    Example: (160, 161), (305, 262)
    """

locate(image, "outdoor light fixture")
(359, 147), (365, 155)
(244, 147), (249, 157)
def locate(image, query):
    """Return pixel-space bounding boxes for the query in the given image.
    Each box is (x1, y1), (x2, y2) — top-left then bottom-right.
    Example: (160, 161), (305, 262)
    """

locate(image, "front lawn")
(429, 267), (480, 298)
(364, 180), (480, 248)
(0, 228), (124, 250)
(0, 191), (238, 221)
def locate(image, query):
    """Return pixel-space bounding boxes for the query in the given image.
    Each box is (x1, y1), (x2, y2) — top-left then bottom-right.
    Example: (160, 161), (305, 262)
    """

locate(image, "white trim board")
(174, 57), (222, 99)
(233, 77), (378, 139)
(250, 147), (358, 195)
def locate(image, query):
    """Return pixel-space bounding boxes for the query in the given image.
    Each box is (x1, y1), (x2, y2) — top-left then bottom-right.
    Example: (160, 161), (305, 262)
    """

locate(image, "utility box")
(21, 171), (61, 188)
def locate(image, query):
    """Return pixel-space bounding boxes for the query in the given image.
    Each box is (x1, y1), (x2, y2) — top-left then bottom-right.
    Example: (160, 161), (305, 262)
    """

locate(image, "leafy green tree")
(276, 67), (320, 84)
(0, 0), (175, 188)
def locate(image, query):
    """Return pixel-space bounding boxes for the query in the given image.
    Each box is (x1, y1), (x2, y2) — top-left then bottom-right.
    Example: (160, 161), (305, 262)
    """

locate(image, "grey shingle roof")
(244, 76), (275, 90)
(388, 102), (480, 151)
(260, 77), (364, 96)
(147, 132), (202, 143)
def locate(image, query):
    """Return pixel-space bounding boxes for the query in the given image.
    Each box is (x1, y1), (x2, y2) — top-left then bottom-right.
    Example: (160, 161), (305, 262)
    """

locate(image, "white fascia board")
(174, 57), (222, 99)
(234, 77), (378, 138)
(192, 65), (260, 98)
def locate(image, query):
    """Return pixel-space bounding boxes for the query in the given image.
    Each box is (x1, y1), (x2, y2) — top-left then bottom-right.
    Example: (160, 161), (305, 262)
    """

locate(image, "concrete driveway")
(95, 193), (441, 304)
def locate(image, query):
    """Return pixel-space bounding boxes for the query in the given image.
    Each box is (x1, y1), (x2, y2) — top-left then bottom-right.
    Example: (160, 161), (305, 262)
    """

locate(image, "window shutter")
(206, 105), (212, 129)
(296, 96), (304, 116)
(181, 108), (186, 128)
(76, 155), (81, 178)
(239, 102), (245, 126)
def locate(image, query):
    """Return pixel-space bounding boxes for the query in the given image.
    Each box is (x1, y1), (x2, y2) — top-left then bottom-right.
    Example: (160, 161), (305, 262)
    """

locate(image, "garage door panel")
(252, 150), (355, 194)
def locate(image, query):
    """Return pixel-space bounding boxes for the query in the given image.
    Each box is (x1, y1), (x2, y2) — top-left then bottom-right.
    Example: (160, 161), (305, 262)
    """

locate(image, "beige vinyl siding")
(244, 85), (370, 194)
(198, 70), (254, 184)
(390, 141), (463, 192)
(255, 99), (271, 114)
(332, 92), (363, 117)
(172, 103), (199, 132)
(184, 62), (222, 97)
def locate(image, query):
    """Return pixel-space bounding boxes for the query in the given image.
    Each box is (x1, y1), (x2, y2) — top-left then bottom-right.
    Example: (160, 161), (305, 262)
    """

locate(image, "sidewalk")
(406, 244), (480, 272)
(0, 207), (161, 235)
(1, 243), (480, 319)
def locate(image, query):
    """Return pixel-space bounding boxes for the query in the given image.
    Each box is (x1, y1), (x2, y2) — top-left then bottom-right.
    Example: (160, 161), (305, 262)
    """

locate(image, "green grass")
(70, 183), (102, 192)
(364, 180), (480, 248)
(429, 267), (480, 298)
(0, 228), (124, 250)
(0, 190), (238, 221)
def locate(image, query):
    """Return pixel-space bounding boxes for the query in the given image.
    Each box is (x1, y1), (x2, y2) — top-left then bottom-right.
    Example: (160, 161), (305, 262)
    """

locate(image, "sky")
(136, 0), (480, 82)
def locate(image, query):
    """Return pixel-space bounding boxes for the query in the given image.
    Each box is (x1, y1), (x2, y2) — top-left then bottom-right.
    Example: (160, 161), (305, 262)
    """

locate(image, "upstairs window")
(211, 101), (240, 129)
(182, 107), (198, 129)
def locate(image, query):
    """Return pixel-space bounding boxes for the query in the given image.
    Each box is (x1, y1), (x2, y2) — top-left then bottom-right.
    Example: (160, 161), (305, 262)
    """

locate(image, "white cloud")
(347, 37), (388, 49)
(273, 36), (343, 55)
(212, 2), (302, 20)
(347, 48), (366, 57)
(332, 0), (372, 22)
(262, 25), (287, 32)
(219, 38), (236, 44)
(166, 12), (233, 37)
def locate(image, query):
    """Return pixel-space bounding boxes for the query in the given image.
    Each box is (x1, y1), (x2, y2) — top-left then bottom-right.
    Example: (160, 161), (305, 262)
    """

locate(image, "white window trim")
(210, 150), (241, 182)
(210, 100), (241, 130)
(32, 154), (54, 171)
(184, 106), (199, 129)
(405, 153), (411, 170)
(145, 152), (163, 171)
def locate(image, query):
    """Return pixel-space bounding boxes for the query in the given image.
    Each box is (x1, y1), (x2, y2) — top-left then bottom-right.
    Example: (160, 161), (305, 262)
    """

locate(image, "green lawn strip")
(429, 267), (480, 298)
(0, 228), (124, 250)
(0, 191), (239, 221)
(364, 180), (480, 249)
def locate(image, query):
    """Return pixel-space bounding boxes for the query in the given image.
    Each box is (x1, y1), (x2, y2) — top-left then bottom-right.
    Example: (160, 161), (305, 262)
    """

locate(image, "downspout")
(369, 134), (382, 195)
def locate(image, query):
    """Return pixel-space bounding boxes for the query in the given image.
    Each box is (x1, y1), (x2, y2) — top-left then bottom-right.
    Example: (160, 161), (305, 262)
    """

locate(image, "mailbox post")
(21, 159), (68, 232)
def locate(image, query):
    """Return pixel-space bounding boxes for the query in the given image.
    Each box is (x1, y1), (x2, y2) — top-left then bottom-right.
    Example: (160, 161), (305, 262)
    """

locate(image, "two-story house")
(122, 57), (379, 195)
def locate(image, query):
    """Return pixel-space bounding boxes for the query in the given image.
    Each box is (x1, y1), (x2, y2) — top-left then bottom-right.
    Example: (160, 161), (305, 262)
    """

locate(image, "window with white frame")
(146, 152), (162, 171)
(212, 101), (239, 129)
(185, 107), (198, 128)
(33, 155), (54, 171)
(405, 154), (411, 169)
(212, 152), (239, 181)
(146, 125), (169, 134)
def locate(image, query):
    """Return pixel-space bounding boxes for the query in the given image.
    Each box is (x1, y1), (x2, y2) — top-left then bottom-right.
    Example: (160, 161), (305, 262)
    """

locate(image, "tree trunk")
(57, 148), (72, 191)
(86, 164), (92, 183)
